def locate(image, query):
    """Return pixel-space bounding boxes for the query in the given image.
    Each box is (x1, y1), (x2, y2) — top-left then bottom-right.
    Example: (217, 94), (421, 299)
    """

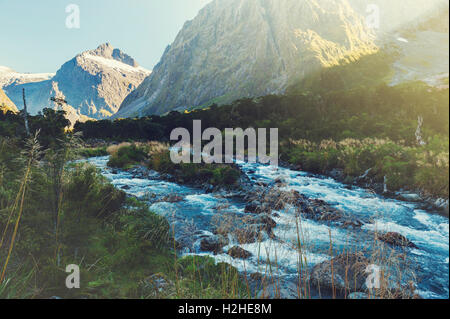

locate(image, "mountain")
(115, 0), (377, 117)
(0, 88), (17, 113)
(3, 43), (151, 124)
(0, 66), (54, 88)
(116, 0), (448, 118)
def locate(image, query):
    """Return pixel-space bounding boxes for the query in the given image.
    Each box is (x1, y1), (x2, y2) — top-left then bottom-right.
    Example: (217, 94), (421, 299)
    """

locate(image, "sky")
(0, 0), (212, 73)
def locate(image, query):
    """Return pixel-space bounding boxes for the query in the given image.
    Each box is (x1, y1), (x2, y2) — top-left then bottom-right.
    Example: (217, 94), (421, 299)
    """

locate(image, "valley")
(0, 0), (448, 301)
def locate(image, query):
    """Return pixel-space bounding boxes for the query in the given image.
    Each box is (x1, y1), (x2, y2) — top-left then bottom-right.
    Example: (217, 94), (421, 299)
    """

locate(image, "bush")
(107, 144), (148, 168)
(77, 146), (108, 158)
(284, 137), (449, 197)
(147, 150), (241, 188)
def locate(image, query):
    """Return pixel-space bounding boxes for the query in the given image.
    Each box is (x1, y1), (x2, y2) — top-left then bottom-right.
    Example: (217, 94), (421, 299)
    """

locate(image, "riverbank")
(78, 140), (449, 215)
(280, 160), (449, 217)
(85, 153), (449, 299)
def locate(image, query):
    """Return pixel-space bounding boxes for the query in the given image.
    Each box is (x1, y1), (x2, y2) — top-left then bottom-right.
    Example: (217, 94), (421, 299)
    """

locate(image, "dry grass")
(106, 142), (132, 156)
(106, 141), (169, 157)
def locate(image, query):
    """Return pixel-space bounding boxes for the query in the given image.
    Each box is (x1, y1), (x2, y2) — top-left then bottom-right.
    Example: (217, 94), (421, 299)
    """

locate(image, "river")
(85, 156), (449, 299)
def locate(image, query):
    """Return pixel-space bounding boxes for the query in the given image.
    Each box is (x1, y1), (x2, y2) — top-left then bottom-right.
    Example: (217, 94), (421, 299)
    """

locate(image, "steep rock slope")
(0, 88), (17, 113)
(116, 0), (377, 117)
(4, 43), (151, 122)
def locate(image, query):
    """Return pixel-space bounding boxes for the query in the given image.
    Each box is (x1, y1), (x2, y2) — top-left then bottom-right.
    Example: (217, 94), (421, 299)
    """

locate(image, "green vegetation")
(1, 108), (70, 148)
(282, 137), (449, 196)
(107, 143), (147, 169)
(287, 51), (396, 95)
(173, 256), (248, 298)
(0, 112), (245, 299)
(77, 146), (108, 158)
(76, 63), (449, 197)
(147, 149), (241, 188)
(1, 51), (448, 298)
(105, 142), (242, 188)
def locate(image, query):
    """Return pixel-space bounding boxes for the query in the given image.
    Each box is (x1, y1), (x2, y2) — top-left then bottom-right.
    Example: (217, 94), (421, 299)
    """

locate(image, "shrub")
(77, 146), (108, 158)
(147, 150), (241, 188)
(107, 144), (147, 168)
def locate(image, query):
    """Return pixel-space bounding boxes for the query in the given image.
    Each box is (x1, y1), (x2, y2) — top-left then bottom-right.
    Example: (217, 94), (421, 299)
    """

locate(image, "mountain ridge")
(0, 65), (54, 88)
(115, 0), (377, 118)
(3, 43), (150, 124)
(116, 0), (448, 118)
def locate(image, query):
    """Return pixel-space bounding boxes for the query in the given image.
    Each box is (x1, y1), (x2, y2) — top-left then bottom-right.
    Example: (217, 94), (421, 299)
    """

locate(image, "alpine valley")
(0, 0), (448, 301)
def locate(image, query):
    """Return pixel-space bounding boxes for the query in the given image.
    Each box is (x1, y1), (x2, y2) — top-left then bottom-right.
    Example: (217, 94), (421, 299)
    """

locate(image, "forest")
(74, 78), (449, 198)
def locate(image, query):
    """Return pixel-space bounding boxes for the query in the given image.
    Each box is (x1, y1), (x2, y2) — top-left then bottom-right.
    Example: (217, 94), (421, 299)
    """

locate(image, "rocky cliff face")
(3, 43), (150, 123)
(0, 88), (17, 113)
(115, 0), (377, 117)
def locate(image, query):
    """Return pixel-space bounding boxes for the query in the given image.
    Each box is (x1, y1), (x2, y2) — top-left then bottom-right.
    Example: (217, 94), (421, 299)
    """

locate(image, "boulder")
(244, 202), (262, 214)
(161, 194), (184, 203)
(234, 228), (261, 244)
(260, 215), (277, 231)
(200, 235), (229, 254)
(143, 274), (172, 292)
(310, 252), (369, 294)
(227, 246), (252, 259)
(329, 168), (345, 181)
(250, 215), (277, 236)
(377, 232), (417, 249)
(140, 274), (174, 297)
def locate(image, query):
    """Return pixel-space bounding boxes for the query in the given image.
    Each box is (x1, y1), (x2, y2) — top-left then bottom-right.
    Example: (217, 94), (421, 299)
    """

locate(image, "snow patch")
(83, 54), (151, 75)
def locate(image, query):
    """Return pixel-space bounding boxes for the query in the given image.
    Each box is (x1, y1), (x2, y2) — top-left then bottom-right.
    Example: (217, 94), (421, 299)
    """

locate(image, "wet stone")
(227, 246), (252, 259)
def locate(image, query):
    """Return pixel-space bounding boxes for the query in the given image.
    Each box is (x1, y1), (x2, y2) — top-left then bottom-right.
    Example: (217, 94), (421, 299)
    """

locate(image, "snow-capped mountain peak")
(3, 43), (151, 123)
(86, 43), (141, 68)
(0, 65), (55, 88)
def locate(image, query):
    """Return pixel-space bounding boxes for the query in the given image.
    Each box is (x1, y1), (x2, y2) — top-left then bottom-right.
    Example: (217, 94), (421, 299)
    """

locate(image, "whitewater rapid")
(85, 156), (449, 299)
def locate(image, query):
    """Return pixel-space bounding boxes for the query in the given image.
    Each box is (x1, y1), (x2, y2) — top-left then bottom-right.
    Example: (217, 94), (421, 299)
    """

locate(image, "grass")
(147, 149), (241, 188)
(0, 135), (423, 299)
(0, 136), (247, 299)
(107, 143), (147, 169)
(0, 128), (435, 300)
(281, 137), (449, 198)
(77, 146), (108, 158)
(105, 142), (242, 188)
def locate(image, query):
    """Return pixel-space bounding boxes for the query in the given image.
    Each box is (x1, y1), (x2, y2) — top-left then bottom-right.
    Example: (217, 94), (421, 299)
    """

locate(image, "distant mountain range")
(1, 43), (150, 125)
(2, 0), (447, 122)
(0, 66), (54, 88)
(116, 0), (449, 118)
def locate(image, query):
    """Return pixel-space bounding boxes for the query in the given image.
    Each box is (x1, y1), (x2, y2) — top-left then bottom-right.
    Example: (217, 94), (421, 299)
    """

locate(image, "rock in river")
(227, 246), (252, 259)
(160, 194), (184, 203)
(377, 232), (417, 249)
(310, 252), (369, 294)
(200, 235), (228, 254)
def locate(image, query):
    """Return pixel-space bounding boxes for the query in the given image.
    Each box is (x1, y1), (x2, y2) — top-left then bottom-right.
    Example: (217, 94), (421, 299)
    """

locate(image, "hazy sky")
(0, 0), (212, 73)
